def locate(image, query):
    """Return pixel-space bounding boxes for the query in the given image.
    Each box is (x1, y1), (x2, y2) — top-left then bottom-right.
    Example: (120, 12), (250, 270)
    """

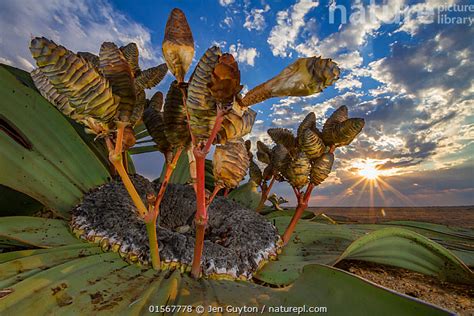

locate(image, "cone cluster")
(30, 37), (168, 144)
(249, 106), (365, 190)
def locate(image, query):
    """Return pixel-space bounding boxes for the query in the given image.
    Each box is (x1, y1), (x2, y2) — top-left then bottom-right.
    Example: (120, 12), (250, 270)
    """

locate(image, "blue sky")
(1, 0), (473, 206)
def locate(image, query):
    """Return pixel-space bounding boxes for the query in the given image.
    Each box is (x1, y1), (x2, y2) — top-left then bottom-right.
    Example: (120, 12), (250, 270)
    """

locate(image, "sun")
(358, 163), (380, 180)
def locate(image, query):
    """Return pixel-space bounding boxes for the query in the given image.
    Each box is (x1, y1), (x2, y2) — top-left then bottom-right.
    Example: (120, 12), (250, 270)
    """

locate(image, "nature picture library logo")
(328, 1), (474, 27)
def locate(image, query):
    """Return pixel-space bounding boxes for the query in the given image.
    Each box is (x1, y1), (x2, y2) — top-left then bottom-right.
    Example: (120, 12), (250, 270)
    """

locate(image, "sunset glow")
(358, 163), (380, 180)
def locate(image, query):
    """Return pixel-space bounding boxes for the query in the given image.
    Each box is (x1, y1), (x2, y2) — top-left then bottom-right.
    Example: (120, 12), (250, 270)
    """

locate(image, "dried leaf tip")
(241, 56), (340, 107)
(162, 8), (195, 82)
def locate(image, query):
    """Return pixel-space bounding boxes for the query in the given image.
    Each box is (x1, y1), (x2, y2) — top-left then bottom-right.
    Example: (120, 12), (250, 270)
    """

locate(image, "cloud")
(0, 0), (161, 71)
(396, 0), (456, 36)
(334, 73), (362, 91)
(218, 0), (235, 7)
(219, 16), (233, 29)
(229, 43), (259, 66)
(369, 24), (474, 97)
(211, 40), (227, 48)
(243, 4), (270, 31)
(267, 0), (319, 57)
(295, 0), (405, 59)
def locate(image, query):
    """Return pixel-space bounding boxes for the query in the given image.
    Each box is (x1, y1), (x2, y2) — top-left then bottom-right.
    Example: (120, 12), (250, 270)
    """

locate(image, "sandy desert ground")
(307, 206), (474, 228)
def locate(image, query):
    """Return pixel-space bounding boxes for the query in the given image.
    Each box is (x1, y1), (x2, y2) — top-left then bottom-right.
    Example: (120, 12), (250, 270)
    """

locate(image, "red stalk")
(153, 147), (183, 215)
(190, 110), (226, 279)
(207, 185), (222, 206)
(282, 183), (314, 245)
(223, 188), (229, 197)
(256, 176), (276, 212)
(191, 149), (207, 278)
(203, 113), (224, 153)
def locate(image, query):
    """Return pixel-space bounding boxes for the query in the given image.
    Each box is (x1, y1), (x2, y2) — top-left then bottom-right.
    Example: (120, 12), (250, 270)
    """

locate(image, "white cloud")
(220, 16), (233, 29)
(243, 4), (270, 31)
(296, 0), (405, 59)
(396, 0), (456, 36)
(335, 74), (362, 91)
(211, 40), (227, 48)
(267, 0), (319, 57)
(0, 0), (161, 71)
(336, 51), (364, 69)
(219, 0), (235, 6)
(229, 43), (259, 66)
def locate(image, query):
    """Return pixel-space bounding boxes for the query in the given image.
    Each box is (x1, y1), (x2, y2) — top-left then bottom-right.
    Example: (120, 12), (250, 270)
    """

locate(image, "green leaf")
(256, 217), (474, 286)
(0, 216), (81, 248)
(0, 64), (37, 89)
(0, 245), (450, 316)
(0, 185), (43, 217)
(0, 252), (125, 313)
(129, 145), (158, 155)
(0, 65), (110, 218)
(278, 264), (450, 316)
(227, 182), (261, 210)
(159, 150), (190, 184)
(384, 221), (474, 240)
(204, 158), (215, 190)
(156, 151), (214, 190)
(335, 227), (474, 285)
(0, 243), (94, 264)
(0, 244), (101, 284)
(134, 129), (150, 140)
(264, 209), (315, 220)
(125, 151), (136, 174)
(255, 217), (361, 285)
(133, 122), (147, 136)
(345, 223), (474, 265)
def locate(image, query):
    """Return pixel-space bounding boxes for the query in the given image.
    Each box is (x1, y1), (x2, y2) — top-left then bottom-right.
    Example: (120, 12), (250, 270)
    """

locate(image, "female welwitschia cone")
(163, 81), (191, 148)
(162, 8), (194, 83)
(267, 128), (298, 157)
(143, 92), (174, 164)
(322, 105), (365, 147)
(282, 152), (311, 190)
(241, 56), (340, 107)
(216, 101), (257, 144)
(119, 43), (140, 76)
(29, 37), (119, 130)
(186, 46), (221, 143)
(99, 42), (136, 124)
(310, 153), (334, 185)
(213, 139), (250, 189)
(297, 112), (325, 160)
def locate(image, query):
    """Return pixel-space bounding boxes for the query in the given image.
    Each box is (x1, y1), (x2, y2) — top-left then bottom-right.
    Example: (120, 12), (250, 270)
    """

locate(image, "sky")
(0, 0), (472, 207)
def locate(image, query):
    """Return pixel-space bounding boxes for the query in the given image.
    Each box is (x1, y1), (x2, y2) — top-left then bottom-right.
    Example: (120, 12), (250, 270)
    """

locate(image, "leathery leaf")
(0, 216), (80, 248)
(335, 227), (474, 285)
(0, 248), (449, 315)
(0, 65), (110, 218)
(256, 217), (474, 286)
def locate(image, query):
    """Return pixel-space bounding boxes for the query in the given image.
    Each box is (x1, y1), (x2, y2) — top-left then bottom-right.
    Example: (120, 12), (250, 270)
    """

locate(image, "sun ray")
(328, 176), (366, 205)
(353, 178), (370, 206)
(377, 177), (417, 207)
